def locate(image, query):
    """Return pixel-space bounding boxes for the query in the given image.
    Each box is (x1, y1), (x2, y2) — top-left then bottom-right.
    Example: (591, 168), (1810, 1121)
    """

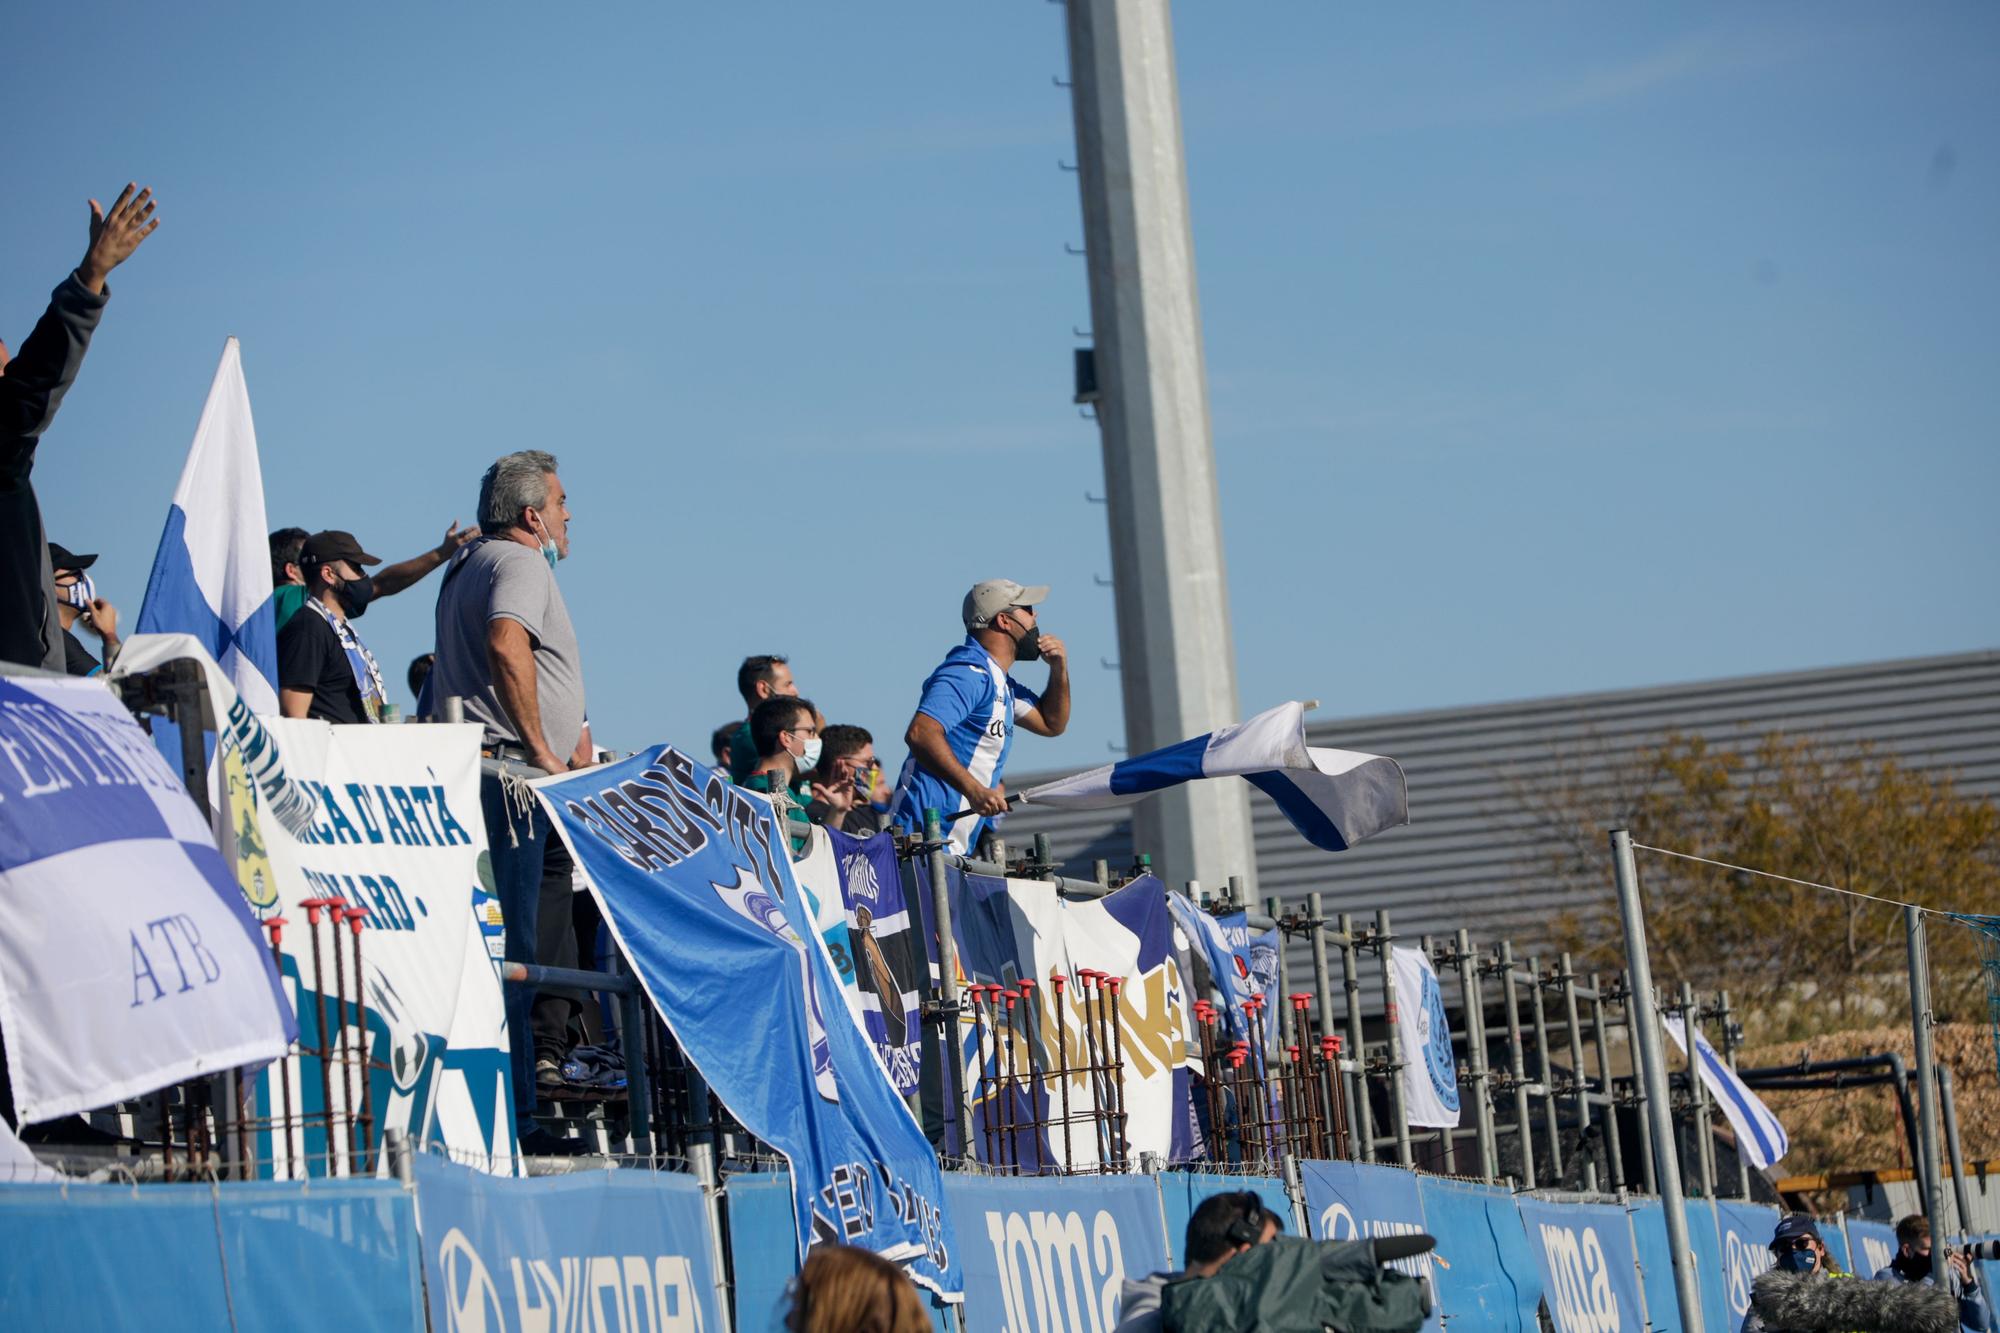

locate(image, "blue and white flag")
(1021, 700), (1408, 852)
(535, 747), (960, 1297)
(1164, 892), (1277, 1048)
(0, 670), (294, 1124)
(135, 339), (279, 715)
(1391, 945), (1460, 1129)
(1663, 1018), (1788, 1170)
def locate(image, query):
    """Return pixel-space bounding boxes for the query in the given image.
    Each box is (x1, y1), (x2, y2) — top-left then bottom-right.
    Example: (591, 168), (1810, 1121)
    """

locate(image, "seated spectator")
(271, 520), (478, 632)
(729, 653), (800, 782)
(710, 721), (741, 774)
(48, 542), (119, 676)
(783, 1245), (928, 1333)
(3, 184), (156, 672)
(1116, 1191), (1283, 1333)
(813, 723), (890, 836)
(277, 530), (387, 722)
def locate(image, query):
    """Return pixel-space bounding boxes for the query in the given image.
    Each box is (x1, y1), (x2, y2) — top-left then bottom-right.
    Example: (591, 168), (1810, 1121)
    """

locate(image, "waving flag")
(135, 339), (278, 714)
(536, 747), (960, 1297)
(1021, 701), (1408, 852)
(1663, 1018), (1789, 1169)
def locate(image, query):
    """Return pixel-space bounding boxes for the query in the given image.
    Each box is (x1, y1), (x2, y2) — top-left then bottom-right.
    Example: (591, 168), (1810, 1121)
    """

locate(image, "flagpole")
(1612, 829), (1705, 1333)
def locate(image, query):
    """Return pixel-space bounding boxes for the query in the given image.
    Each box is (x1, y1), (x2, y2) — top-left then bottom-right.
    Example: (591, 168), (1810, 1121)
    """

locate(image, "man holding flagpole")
(891, 578), (1069, 855)
(1, 184), (159, 671)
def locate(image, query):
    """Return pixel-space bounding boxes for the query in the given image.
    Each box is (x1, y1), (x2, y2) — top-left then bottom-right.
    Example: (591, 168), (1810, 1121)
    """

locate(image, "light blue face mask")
(530, 511), (561, 571)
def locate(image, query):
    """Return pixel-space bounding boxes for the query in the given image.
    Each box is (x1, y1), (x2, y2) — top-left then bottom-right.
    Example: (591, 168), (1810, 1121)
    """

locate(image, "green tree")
(1538, 732), (1999, 1043)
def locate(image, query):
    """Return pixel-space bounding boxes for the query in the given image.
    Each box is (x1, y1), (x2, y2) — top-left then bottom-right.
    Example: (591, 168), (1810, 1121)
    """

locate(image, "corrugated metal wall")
(1000, 650), (2000, 987)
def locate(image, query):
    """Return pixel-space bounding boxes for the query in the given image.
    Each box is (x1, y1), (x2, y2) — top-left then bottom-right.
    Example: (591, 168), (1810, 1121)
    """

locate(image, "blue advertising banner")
(0, 1178), (423, 1331)
(414, 1152), (721, 1333)
(944, 1173), (1170, 1333)
(1844, 1216), (1900, 1278)
(1820, 1215), (1852, 1275)
(1516, 1198), (1647, 1333)
(1299, 1159), (1441, 1331)
(724, 1172), (799, 1333)
(1715, 1200), (1781, 1332)
(1158, 1172), (1295, 1267)
(1415, 1176), (1546, 1333)
(1628, 1200), (1699, 1333)
(1681, 1197), (1732, 1333)
(537, 747), (959, 1295)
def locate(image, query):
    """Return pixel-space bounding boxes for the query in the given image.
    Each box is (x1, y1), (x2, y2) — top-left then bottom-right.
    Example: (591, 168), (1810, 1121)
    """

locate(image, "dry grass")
(1741, 1023), (1998, 1189)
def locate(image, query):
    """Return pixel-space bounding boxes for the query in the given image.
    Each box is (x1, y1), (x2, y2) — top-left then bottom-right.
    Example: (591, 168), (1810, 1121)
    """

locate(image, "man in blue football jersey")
(893, 578), (1070, 854)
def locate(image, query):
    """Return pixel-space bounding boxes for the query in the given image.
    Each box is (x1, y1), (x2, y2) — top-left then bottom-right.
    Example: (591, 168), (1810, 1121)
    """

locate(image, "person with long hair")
(783, 1245), (929, 1333)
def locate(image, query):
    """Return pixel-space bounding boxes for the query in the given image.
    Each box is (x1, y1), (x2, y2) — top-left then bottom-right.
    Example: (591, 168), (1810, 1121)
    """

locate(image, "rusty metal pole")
(1019, 978), (1050, 1173)
(300, 898), (339, 1175)
(344, 907), (375, 1172)
(1050, 973), (1075, 1172)
(1106, 976), (1128, 1168)
(261, 915), (297, 1179)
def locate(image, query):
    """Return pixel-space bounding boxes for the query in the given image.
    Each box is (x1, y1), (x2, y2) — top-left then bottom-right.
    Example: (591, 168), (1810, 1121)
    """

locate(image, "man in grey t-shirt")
(432, 449), (591, 1153)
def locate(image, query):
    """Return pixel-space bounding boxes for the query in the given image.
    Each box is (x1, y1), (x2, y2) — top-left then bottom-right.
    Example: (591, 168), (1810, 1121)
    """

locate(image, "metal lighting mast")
(1062, 0), (1258, 890)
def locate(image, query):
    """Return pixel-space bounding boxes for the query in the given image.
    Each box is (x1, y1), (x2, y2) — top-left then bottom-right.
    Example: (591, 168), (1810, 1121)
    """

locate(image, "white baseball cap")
(962, 579), (1050, 630)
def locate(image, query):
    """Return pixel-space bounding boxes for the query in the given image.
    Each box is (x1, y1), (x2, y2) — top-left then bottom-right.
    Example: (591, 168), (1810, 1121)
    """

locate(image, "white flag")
(1391, 945), (1461, 1128)
(134, 338), (278, 714)
(1663, 1018), (1788, 1169)
(0, 669), (294, 1124)
(1021, 701), (1407, 853)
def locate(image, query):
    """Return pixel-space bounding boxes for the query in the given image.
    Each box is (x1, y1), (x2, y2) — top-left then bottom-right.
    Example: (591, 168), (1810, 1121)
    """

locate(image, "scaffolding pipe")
(1375, 911), (1412, 1167)
(1339, 912), (1372, 1162)
(1680, 981), (1717, 1200)
(1455, 928), (1498, 1182)
(1613, 829), (1705, 1333)
(1497, 940), (1537, 1190)
(1906, 906), (1947, 1285)
(1558, 952), (1598, 1193)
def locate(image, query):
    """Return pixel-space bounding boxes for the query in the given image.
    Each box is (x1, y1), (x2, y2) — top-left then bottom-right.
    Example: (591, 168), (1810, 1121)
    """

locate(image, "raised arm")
(1015, 635), (1070, 737)
(373, 521), (480, 598)
(2, 185), (156, 478)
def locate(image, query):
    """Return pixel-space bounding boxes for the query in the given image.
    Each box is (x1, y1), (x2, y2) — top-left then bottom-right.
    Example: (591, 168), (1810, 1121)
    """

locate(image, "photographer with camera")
(1874, 1215), (1990, 1332)
(1747, 1214), (1963, 1333)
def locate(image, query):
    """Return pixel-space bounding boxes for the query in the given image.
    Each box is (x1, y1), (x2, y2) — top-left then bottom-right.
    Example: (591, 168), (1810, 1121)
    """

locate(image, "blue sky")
(6, 4), (1995, 774)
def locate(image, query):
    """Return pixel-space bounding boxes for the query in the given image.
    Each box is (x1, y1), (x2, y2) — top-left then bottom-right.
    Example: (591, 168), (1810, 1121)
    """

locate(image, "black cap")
(47, 542), (98, 574)
(300, 530), (382, 567)
(1771, 1214), (1823, 1247)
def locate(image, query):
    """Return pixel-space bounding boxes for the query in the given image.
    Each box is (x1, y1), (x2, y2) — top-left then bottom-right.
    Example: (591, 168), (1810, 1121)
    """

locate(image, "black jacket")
(1, 273), (108, 671)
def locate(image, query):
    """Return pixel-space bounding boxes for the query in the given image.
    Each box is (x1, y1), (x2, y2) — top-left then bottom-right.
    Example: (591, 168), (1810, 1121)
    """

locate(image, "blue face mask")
(530, 511), (561, 571)
(1776, 1247), (1818, 1274)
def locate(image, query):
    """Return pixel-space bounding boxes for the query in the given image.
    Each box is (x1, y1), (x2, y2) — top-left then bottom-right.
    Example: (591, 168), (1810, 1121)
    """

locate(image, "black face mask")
(1013, 624), (1043, 662)
(1892, 1252), (1929, 1280)
(334, 573), (376, 619)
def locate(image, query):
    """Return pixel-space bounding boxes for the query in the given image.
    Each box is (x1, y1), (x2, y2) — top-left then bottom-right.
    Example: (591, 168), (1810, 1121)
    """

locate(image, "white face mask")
(792, 735), (823, 772)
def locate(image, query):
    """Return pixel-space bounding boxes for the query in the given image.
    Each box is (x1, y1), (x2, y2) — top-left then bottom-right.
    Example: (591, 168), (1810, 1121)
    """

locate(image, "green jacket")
(1161, 1236), (1431, 1333)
